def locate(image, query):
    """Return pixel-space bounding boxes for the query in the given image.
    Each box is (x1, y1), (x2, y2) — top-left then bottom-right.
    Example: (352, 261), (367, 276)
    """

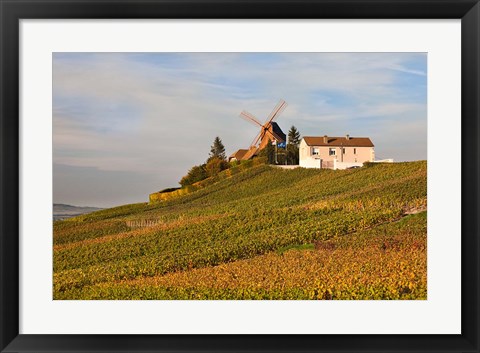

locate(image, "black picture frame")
(1, 1), (479, 352)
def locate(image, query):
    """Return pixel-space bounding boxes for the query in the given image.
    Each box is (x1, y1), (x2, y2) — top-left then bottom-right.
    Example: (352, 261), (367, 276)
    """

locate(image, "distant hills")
(53, 203), (103, 221)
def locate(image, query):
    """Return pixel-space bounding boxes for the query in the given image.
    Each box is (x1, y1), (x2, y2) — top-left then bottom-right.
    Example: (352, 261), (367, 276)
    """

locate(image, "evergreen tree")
(209, 136), (226, 161)
(287, 126), (301, 165)
(288, 126), (301, 146)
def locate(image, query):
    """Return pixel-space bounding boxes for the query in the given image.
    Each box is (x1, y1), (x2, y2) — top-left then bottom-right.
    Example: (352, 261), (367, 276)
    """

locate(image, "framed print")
(1, 0), (479, 352)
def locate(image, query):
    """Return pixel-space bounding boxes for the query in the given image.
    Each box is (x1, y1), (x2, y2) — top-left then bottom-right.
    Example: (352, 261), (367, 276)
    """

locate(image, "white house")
(299, 135), (375, 169)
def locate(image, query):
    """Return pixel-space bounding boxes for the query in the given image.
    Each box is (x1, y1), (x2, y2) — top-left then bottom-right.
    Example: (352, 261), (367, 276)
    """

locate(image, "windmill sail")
(236, 99), (288, 160)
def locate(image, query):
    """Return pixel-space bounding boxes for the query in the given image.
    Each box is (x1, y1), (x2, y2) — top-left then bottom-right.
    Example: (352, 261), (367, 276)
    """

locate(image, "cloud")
(53, 52), (427, 207)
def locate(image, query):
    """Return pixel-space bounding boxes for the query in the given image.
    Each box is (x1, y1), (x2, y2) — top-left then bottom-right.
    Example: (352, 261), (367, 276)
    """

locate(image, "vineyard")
(53, 161), (427, 300)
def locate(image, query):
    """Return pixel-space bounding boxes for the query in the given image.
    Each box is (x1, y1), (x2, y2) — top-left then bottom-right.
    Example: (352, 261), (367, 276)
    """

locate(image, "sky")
(53, 52), (427, 208)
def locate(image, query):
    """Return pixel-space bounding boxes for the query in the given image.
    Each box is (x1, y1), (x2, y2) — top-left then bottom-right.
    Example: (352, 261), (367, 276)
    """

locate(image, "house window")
(312, 147), (319, 155)
(354, 148), (357, 154)
(329, 148), (336, 156)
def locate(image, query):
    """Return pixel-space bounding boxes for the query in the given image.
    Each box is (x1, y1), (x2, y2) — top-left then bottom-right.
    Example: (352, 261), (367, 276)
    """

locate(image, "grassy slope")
(53, 161), (427, 299)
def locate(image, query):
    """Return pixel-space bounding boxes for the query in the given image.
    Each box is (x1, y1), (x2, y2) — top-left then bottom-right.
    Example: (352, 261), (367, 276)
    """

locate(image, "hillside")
(53, 161), (427, 300)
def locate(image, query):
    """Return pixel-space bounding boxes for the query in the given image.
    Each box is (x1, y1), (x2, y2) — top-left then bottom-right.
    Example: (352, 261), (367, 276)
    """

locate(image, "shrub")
(205, 157), (229, 177)
(179, 164), (207, 187)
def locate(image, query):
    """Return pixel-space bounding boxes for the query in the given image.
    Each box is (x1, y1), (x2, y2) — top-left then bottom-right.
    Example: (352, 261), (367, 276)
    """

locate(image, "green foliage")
(179, 164), (207, 187)
(150, 158), (263, 203)
(276, 149), (287, 165)
(286, 144), (299, 165)
(258, 142), (275, 164)
(205, 157), (229, 177)
(178, 136), (228, 187)
(209, 136), (226, 161)
(55, 212), (427, 300)
(287, 125), (301, 146)
(54, 161), (427, 300)
(287, 125), (301, 165)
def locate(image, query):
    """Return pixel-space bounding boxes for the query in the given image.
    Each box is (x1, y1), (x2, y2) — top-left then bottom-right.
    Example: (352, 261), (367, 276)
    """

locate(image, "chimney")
(323, 135), (328, 144)
(346, 134), (350, 140)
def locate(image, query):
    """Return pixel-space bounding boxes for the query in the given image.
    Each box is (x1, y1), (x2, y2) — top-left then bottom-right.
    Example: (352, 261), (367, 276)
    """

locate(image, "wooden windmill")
(238, 99), (288, 160)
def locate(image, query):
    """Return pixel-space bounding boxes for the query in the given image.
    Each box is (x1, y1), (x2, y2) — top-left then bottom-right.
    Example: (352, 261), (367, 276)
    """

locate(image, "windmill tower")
(238, 99), (287, 160)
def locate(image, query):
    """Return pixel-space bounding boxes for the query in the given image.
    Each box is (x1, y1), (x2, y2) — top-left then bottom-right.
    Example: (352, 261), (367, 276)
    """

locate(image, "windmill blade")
(256, 126), (281, 148)
(264, 99), (288, 124)
(253, 125), (272, 147)
(250, 130), (263, 147)
(239, 110), (263, 127)
(243, 146), (259, 160)
(264, 127), (283, 142)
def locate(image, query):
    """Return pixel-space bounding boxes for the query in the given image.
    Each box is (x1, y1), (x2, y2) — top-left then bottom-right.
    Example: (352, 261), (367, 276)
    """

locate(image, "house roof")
(303, 136), (374, 147)
(270, 122), (286, 142)
(242, 146), (259, 160)
(229, 149), (249, 160)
